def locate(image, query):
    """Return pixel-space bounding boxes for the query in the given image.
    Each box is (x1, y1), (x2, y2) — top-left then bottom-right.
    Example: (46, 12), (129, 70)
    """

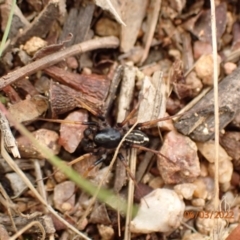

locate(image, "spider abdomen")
(94, 128), (122, 149)
(125, 130), (149, 146)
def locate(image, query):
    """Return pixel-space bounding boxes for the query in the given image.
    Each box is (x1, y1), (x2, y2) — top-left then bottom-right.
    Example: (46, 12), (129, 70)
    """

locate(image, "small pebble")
(130, 188), (185, 233)
(174, 183), (196, 200)
(195, 54), (221, 85)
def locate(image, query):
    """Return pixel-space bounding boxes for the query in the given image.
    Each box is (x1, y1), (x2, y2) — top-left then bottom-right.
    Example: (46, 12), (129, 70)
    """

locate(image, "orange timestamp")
(184, 210), (234, 220)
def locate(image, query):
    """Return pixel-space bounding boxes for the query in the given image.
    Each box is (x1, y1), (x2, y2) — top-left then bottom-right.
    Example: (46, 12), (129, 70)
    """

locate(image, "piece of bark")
(138, 70), (167, 126)
(3, 0), (65, 54)
(174, 66), (240, 142)
(14, 78), (39, 96)
(44, 66), (110, 101)
(59, 2), (95, 46)
(49, 81), (104, 117)
(103, 64), (123, 116)
(182, 32), (194, 72)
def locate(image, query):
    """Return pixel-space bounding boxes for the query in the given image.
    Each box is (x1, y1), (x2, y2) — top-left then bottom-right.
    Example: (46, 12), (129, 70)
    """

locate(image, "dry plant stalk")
(0, 111), (20, 158)
(210, 0), (220, 212)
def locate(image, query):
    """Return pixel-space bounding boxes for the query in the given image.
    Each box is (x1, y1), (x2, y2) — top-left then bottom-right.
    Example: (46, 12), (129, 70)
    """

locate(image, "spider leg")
(136, 113), (184, 129)
(117, 153), (136, 182)
(131, 144), (172, 162)
(117, 94), (145, 128)
(37, 118), (100, 127)
(83, 153), (108, 177)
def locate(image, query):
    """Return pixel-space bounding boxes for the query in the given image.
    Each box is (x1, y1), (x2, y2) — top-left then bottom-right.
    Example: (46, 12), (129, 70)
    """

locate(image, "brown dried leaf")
(44, 66), (110, 101)
(59, 110), (88, 153)
(8, 95), (48, 124)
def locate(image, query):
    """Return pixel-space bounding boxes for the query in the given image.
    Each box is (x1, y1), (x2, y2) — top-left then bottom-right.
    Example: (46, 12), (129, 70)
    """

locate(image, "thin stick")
(124, 148), (137, 240)
(210, 0), (219, 212)
(0, 36), (119, 89)
(140, 0), (162, 64)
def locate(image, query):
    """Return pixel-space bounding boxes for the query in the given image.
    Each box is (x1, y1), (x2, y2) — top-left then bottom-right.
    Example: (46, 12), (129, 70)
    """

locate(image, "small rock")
(17, 129), (60, 159)
(195, 54), (221, 85)
(149, 176), (165, 189)
(53, 181), (75, 213)
(97, 224), (115, 240)
(197, 140), (232, 163)
(130, 188), (185, 233)
(182, 231), (206, 240)
(22, 36), (47, 55)
(157, 131), (200, 184)
(220, 181), (231, 192)
(196, 217), (226, 235)
(193, 178), (208, 199)
(53, 165), (67, 183)
(78, 217), (88, 231)
(66, 56), (78, 69)
(208, 159), (233, 184)
(95, 18), (119, 37)
(221, 191), (235, 209)
(200, 161), (208, 177)
(193, 41), (212, 59)
(59, 110), (88, 153)
(191, 198), (205, 207)
(174, 183), (196, 200)
(185, 71), (203, 97)
(224, 62), (237, 75)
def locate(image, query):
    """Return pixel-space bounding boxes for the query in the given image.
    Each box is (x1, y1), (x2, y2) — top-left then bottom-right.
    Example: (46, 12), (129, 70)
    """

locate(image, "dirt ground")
(0, 0), (239, 239)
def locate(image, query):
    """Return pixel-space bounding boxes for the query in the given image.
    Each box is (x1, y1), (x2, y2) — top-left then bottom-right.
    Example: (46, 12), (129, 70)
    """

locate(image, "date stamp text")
(184, 211), (234, 220)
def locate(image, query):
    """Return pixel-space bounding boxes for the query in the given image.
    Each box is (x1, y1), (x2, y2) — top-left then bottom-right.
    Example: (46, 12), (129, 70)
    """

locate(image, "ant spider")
(38, 108), (180, 174)
(77, 106), (180, 172)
